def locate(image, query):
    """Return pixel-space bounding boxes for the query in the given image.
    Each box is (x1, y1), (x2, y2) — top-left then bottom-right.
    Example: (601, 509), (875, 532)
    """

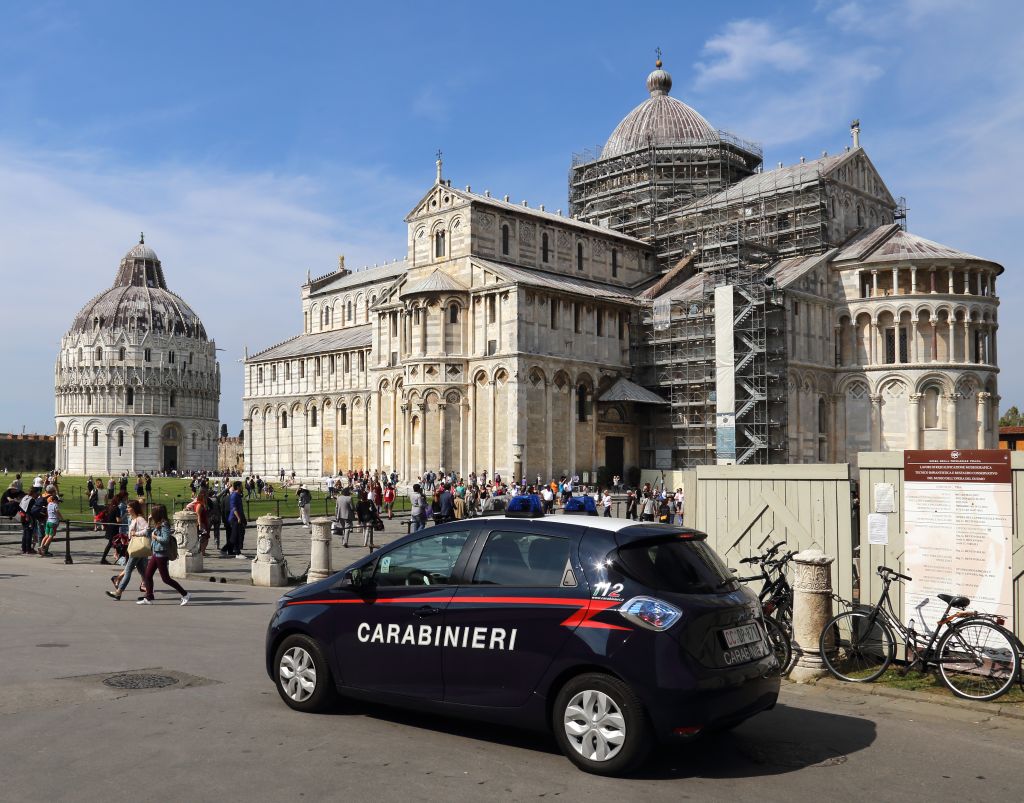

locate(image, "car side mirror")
(342, 567), (371, 591)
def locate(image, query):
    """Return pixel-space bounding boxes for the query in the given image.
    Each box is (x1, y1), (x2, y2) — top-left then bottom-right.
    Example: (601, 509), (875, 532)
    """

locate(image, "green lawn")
(873, 667), (1024, 705)
(9, 472), (408, 523)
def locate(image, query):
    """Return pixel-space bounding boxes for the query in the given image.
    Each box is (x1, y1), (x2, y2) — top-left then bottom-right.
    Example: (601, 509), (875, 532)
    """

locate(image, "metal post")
(64, 520), (73, 564)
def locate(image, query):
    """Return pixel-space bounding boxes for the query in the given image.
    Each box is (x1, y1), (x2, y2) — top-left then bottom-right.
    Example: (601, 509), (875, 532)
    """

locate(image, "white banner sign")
(903, 450), (1013, 633)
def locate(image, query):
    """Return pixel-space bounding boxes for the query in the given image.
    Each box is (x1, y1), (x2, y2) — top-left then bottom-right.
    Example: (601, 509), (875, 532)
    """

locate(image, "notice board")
(903, 450), (1013, 632)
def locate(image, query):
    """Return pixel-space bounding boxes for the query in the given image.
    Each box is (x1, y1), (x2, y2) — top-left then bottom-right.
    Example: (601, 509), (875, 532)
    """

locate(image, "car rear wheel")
(274, 634), (336, 713)
(553, 672), (653, 775)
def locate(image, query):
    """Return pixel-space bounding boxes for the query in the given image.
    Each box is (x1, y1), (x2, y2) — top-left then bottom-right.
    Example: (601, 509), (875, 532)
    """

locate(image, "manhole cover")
(102, 673), (179, 690)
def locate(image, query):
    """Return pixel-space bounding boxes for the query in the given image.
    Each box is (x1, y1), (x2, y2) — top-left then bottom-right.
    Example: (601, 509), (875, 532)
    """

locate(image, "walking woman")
(355, 491), (377, 551)
(138, 504), (191, 605)
(107, 499), (149, 601)
(98, 498), (122, 565)
(409, 483), (425, 533)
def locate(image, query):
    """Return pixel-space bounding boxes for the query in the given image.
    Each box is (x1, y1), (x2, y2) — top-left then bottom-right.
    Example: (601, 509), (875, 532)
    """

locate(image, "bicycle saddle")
(938, 593), (970, 609)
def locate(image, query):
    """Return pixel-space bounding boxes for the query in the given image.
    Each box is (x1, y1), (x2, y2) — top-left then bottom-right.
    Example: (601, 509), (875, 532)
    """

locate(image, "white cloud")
(695, 20), (811, 88)
(0, 146), (416, 435)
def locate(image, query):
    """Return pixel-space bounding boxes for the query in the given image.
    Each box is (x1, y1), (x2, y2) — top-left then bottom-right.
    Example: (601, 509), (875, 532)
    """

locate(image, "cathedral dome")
(68, 234), (208, 340)
(602, 59), (717, 159)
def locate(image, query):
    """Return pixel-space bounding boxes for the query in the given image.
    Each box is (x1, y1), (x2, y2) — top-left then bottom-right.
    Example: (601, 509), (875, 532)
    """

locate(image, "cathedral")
(243, 58), (1001, 482)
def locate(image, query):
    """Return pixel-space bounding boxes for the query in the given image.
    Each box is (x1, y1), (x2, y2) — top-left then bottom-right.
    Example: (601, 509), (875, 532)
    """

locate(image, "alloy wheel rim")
(563, 689), (626, 762)
(280, 646), (317, 702)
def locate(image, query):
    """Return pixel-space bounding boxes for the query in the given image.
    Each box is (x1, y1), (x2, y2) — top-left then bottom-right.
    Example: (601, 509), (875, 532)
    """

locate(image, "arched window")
(501, 225), (510, 255)
(257, 366), (264, 383)
(143, 431), (150, 448)
(347, 301), (353, 321)
(611, 249), (618, 278)
(577, 385), (589, 422)
(310, 406), (318, 427)
(169, 391), (176, 408)
(577, 242), (584, 271)
(856, 204), (864, 227)
(92, 429), (99, 446)
(542, 232), (549, 263)
(169, 351), (175, 364)
(118, 430), (124, 448)
(191, 433), (197, 449)
(281, 411), (288, 429)
(86, 390), (92, 408)
(126, 387), (134, 406)
(118, 347), (125, 361)
(818, 398), (826, 434)
(449, 305), (459, 324)
(435, 229), (446, 258)
(77, 348), (83, 363)
(95, 347), (103, 360)
(340, 404), (347, 425)
(72, 430), (78, 447)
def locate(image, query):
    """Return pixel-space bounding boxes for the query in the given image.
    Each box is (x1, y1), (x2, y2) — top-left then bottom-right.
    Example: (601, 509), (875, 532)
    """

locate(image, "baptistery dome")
(54, 235), (221, 475)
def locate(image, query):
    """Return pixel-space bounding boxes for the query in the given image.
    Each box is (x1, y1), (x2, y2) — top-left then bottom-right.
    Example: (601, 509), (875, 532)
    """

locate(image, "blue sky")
(1, 0), (1022, 435)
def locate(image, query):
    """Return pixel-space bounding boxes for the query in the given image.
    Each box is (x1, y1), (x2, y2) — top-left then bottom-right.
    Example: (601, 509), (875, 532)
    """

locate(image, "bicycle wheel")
(820, 610), (894, 682)
(957, 615), (1024, 691)
(763, 616), (792, 674)
(937, 620), (1019, 701)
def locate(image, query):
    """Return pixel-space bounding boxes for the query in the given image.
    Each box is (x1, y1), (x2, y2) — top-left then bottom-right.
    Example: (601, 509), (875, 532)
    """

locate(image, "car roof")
(488, 514), (702, 538)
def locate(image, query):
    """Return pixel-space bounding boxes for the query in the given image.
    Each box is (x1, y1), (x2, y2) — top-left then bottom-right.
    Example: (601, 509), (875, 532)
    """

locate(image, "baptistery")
(54, 235), (221, 474)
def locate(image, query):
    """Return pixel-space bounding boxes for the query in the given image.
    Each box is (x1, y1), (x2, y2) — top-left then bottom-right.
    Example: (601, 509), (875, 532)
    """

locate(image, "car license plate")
(722, 623), (761, 649)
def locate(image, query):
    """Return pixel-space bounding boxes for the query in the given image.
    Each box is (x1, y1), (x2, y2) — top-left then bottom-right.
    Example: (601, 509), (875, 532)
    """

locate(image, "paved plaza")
(1, 542), (1023, 802)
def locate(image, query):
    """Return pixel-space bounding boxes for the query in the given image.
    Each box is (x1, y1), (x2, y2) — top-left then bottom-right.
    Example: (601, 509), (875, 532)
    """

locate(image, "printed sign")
(716, 412), (736, 464)
(903, 450), (1013, 632)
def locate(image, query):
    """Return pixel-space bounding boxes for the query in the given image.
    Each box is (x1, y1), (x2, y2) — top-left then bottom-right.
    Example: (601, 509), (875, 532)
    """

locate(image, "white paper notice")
(867, 513), (889, 545)
(874, 483), (895, 513)
(903, 450), (1013, 633)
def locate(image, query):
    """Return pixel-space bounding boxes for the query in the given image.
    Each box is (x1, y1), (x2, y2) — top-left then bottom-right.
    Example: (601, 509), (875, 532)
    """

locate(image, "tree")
(1000, 406), (1023, 427)
(238, 429), (244, 441)
(220, 423), (228, 438)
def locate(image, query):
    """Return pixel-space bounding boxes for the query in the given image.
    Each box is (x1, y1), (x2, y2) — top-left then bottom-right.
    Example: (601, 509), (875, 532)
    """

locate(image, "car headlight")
(619, 596), (682, 631)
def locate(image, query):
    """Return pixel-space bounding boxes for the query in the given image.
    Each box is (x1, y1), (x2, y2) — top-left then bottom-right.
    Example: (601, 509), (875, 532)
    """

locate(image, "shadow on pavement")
(320, 698), (875, 779)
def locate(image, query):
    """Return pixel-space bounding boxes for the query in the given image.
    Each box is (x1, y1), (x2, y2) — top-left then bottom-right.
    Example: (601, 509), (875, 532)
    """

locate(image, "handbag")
(127, 535), (152, 558)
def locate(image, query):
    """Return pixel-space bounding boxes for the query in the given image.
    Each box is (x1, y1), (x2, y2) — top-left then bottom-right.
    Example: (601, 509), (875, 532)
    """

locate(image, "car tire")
(552, 672), (653, 775)
(274, 634), (337, 713)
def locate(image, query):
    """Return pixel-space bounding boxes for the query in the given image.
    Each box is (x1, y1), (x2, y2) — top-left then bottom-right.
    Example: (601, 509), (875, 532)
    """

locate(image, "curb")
(802, 676), (1024, 721)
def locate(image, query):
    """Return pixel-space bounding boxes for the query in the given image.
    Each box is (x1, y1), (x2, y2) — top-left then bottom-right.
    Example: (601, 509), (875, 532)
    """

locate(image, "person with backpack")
(334, 486), (354, 547)
(355, 490), (377, 551)
(207, 488), (223, 551)
(222, 480), (247, 558)
(18, 486), (40, 554)
(296, 484), (312, 529)
(137, 504), (190, 606)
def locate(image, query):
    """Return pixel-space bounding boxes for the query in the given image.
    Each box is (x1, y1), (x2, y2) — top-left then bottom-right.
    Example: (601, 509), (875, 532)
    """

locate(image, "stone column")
(977, 392), (990, 449)
(911, 266), (918, 294)
(400, 403), (410, 479)
(308, 517), (333, 583)
(251, 514), (287, 586)
(169, 509), (202, 579)
(947, 269), (954, 294)
(891, 266), (899, 295)
(910, 319), (919, 363)
(418, 402), (427, 476)
(569, 383), (578, 472)
(545, 380), (554, 480)
(790, 548), (836, 682)
(871, 269), (878, 297)
(930, 268), (936, 293)
(438, 402), (447, 472)
(870, 394), (882, 451)
(488, 381), (496, 476)
(963, 319), (972, 363)
(466, 387), (476, 474)
(908, 393), (922, 450)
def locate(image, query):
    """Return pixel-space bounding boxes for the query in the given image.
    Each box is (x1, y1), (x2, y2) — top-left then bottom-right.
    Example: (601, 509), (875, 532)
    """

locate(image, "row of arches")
(837, 307), (997, 367)
(54, 419), (216, 474)
(306, 290), (381, 334)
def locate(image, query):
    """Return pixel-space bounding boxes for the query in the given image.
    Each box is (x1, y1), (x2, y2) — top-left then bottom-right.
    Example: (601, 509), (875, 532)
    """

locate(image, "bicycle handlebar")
(738, 556), (758, 564)
(877, 565), (913, 582)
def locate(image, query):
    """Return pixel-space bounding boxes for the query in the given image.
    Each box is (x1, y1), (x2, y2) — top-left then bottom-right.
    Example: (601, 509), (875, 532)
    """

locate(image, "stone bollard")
(308, 518), (333, 583)
(169, 510), (202, 579)
(251, 515), (288, 587)
(789, 547), (836, 682)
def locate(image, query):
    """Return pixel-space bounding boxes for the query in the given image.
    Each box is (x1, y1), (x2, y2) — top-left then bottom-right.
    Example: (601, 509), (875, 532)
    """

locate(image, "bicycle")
(736, 541), (796, 673)
(820, 565), (1020, 701)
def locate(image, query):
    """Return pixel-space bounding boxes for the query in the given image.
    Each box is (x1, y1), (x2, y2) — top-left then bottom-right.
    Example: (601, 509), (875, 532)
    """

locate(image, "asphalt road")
(1, 557), (1021, 802)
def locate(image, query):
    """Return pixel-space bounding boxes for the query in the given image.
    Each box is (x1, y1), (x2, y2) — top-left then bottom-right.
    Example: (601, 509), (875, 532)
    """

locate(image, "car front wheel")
(274, 634), (336, 713)
(552, 672), (653, 775)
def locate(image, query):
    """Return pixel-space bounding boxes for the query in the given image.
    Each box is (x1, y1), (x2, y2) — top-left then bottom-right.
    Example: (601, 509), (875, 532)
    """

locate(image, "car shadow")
(323, 699), (875, 778)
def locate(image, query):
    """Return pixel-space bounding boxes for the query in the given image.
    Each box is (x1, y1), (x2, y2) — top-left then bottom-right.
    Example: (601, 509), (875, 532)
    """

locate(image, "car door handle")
(414, 605), (442, 618)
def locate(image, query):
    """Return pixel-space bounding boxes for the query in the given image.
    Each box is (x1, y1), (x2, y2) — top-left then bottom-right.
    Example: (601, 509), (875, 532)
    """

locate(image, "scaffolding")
(569, 133), (762, 269)
(638, 236), (788, 468)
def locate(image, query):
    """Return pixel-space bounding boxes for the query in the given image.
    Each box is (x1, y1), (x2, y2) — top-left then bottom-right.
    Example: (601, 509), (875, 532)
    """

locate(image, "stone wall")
(217, 436), (244, 474)
(0, 434), (55, 473)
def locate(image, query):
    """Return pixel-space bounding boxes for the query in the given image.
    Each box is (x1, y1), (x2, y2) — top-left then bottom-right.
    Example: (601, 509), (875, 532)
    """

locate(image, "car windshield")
(614, 537), (737, 594)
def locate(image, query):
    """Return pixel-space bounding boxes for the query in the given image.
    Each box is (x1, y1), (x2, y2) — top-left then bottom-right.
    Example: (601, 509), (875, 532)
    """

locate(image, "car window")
(615, 537), (735, 594)
(373, 531), (469, 586)
(471, 531), (570, 587)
